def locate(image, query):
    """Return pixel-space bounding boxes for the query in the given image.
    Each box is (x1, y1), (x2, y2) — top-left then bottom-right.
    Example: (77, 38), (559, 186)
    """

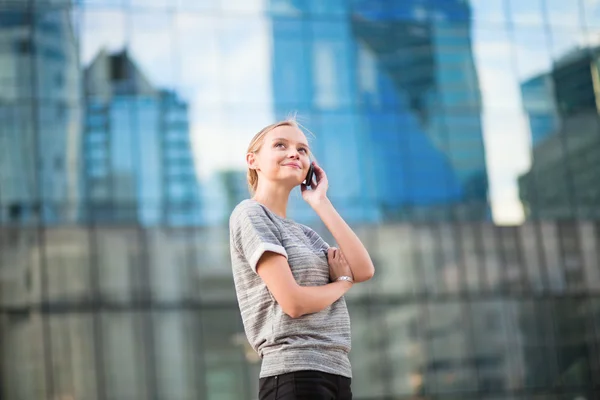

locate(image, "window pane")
(1, 315), (48, 399)
(508, 0), (544, 26)
(102, 312), (149, 399)
(470, 0), (507, 25)
(350, 303), (391, 398)
(424, 302), (477, 394)
(546, 0), (583, 27)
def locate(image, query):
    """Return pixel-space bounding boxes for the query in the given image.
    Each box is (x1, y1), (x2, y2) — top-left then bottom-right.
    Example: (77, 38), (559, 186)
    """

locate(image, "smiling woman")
(229, 118), (375, 399)
(245, 120), (312, 196)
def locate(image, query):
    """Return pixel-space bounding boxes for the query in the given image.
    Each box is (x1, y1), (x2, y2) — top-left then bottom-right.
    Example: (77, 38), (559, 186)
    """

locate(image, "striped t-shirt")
(229, 199), (352, 378)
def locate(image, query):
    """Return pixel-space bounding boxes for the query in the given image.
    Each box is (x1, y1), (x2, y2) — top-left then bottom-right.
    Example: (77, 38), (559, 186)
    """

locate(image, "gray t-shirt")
(229, 199), (352, 378)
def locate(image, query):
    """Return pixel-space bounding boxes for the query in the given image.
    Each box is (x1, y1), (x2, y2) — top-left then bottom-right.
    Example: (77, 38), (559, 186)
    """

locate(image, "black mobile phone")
(304, 164), (315, 187)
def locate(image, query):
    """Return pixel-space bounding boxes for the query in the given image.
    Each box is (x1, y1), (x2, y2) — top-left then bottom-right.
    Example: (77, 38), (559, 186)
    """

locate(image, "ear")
(246, 152), (259, 170)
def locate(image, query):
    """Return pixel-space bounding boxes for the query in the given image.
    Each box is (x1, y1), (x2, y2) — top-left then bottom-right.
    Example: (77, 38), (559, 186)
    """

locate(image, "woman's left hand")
(301, 161), (329, 206)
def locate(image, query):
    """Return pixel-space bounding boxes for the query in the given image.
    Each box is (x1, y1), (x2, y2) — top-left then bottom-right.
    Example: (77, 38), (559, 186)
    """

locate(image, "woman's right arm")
(257, 251), (352, 318)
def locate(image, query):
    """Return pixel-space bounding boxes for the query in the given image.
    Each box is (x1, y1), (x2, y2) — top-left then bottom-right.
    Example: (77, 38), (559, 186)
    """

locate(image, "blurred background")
(1, 0), (599, 399)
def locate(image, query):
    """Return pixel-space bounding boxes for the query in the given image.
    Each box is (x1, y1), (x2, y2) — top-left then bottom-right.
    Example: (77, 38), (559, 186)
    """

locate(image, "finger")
(312, 162), (324, 178)
(330, 247), (338, 260)
(327, 247), (335, 261)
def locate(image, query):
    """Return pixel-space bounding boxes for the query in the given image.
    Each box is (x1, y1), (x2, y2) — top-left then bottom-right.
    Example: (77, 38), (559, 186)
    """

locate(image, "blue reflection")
(0, 8), (80, 225)
(521, 74), (559, 146)
(0, 1), (599, 399)
(83, 50), (202, 226)
(352, 0), (470, 21)
(271, 0), (488, 222)
(0, 11), (28, 28)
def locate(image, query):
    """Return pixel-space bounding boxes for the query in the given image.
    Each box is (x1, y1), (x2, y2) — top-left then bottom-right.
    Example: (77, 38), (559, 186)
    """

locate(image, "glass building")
(1, 0), (600, 399)
(271, 0), (487, 223)
(83, 49), (202, 226)
(0, 1), (81, 225)
(519, 47), (600, 220)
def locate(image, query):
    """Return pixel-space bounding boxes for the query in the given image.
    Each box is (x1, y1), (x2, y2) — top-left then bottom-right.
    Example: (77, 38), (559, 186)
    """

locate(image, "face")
(248, 125), (311, 188)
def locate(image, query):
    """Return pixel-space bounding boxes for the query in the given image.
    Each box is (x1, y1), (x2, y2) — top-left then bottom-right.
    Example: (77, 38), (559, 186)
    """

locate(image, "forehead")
(265, 125), (308, 145)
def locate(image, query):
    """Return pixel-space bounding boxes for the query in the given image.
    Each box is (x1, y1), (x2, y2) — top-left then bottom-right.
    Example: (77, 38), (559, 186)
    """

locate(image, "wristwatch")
(336, 276), (354, 284)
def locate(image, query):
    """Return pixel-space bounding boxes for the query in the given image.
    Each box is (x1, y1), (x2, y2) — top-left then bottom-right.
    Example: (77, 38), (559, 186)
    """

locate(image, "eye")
(299, 148), (308, 154)
(275, 142), (286, 149)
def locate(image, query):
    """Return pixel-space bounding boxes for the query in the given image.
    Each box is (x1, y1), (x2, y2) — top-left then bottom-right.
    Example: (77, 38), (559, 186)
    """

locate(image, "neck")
(252, 185), (292, 219)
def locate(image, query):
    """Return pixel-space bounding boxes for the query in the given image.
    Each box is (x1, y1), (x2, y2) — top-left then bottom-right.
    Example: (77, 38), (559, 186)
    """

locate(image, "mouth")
(282, 163), (302, 169)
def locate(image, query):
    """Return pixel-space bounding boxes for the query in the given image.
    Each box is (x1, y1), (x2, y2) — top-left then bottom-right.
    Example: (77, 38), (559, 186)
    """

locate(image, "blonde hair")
(246, 118), (312, 196)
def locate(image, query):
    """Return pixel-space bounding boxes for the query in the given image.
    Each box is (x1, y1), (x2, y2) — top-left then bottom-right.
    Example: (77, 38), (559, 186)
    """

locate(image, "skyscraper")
(269, 0), (488, 223)
(0, 5), (81, 225)
(352, 0), (488, 220)
(83, 49), (202, 226)
(519, 47), (600, 220)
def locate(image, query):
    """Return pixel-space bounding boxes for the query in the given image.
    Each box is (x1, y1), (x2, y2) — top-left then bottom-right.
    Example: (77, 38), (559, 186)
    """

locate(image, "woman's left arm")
(302, 161), (375, 283)
(312, 198), (375, 282)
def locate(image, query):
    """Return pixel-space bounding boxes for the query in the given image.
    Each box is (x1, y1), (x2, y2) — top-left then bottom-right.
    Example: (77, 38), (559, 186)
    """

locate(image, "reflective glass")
(583, 0), (600, 27)
(153, 311), (198, 399)
(519, 223), (546, 292)
(0, 228), (42, 306)
(47, 315), (98, 399)
(382, 304), (424, 396)
(470, 0), (507, 25)
(508, 0), (545, 27)
(94, 228), (139, 301)
(1, 314), (48, 399)
(101, 312), (149, 399)
(424, 302), (477, 394)
(1, 0), (600, 398)
(546, 0), (584, 28)
(369, 224), (417, 296)
(347, 303), (389, 397)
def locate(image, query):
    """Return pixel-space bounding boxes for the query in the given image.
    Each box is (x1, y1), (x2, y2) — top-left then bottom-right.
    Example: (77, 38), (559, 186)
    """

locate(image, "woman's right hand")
(301, 161), (329, 207)
(327, 247), (354, 283)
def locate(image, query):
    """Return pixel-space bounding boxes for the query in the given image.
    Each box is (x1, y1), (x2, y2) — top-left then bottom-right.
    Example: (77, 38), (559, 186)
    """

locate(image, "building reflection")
(519, 47), (600, 220)
(0, 3), (81, 225)
(1, 221), (599, 398)
(83, 49), (203, 226)
(269, 0), (489, 224)
(350, 0), (488, 221)
(1, 0), (600, 399)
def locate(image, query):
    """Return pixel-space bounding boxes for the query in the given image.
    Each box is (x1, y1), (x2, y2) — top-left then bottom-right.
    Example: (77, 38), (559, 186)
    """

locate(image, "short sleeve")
(230, 203), (288, 274)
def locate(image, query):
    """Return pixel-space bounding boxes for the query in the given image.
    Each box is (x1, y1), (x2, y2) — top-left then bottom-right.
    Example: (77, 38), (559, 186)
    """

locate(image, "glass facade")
(1, 0), (599, 399)
(519, 48), (600, 220)
(83, 49), (202, 225)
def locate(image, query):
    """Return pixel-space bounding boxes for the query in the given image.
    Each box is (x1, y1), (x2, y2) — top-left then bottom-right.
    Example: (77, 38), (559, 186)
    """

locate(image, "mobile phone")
(304, 163), (315, 187)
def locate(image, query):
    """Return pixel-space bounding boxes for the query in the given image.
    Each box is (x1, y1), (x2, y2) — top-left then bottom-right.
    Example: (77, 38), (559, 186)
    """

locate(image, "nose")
(287, 148), (300, 159)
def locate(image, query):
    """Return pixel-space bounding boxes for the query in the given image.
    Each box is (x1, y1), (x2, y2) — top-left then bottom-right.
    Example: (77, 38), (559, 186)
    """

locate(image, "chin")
(278, 175), (303, 188)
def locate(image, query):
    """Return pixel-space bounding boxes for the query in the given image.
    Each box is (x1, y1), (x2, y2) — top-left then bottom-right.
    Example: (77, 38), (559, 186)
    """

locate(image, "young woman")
(229, 119), (375, 399)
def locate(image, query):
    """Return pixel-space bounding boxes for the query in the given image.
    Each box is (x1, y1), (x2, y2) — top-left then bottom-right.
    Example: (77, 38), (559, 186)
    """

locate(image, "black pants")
(258, 370), (352, 400)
